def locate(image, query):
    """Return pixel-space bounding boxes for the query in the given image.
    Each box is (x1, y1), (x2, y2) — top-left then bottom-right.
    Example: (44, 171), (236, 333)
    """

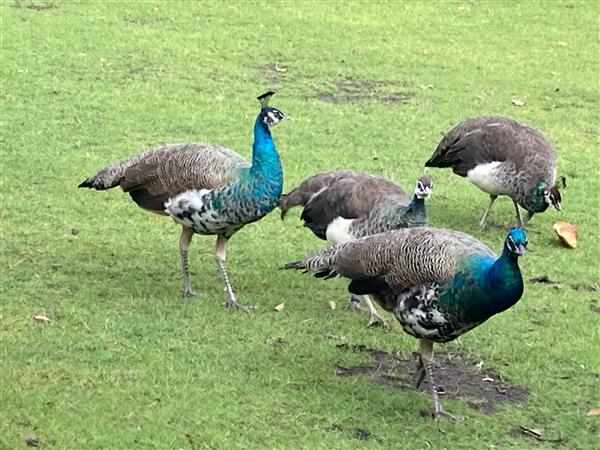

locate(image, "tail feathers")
(281, 260), (306, 271)
(281, 259), (337, 279)
(78, 165), (125, 190)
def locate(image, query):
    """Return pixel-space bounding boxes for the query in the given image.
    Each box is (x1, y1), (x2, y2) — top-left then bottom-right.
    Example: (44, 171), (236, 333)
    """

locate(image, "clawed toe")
(346, 301), (361, 312)
(367, 314), (389, 329)
(433, 408), (464, 423)
(181, 288), (196, 300)
(224, 299), (252, 314)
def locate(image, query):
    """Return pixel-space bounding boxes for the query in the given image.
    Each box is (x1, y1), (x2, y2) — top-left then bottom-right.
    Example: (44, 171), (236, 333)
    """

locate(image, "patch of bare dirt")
(262, 63), (288, 86)
(12, 0), (56, 10)
(315, 77), (413, 106)
(336, 344), (528, 414)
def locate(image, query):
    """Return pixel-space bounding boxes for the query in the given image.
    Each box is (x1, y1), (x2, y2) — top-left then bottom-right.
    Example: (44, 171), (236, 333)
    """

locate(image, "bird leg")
(513, 200), (525, 228)
(479, 195), (497, 229)
(419, 339), (463, 422)
(214, 235), (250, 313)
(179, 227), (196, 299)
(346, 294), (362, 312)
(364, 295), (389, 328)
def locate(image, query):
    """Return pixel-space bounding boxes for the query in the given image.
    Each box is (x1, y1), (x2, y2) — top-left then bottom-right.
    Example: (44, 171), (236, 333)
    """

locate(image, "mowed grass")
(1, 1), (599, 449)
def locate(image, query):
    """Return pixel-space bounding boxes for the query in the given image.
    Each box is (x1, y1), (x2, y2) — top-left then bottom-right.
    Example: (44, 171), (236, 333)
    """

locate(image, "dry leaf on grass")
(511, 98), (525, 106)
(32, 315), (52, 324)
(274, 303), (285, 312)
(553, 221), (578, 248)
(586, 407), (600, 416)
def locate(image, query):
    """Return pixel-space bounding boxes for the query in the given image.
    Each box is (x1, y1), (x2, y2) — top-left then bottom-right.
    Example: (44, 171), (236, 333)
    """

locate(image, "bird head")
(414, 175), (433, 199)
(545, 185), (562, 211)
(257, 91), (288, 128)
(505, 227), (528, 256)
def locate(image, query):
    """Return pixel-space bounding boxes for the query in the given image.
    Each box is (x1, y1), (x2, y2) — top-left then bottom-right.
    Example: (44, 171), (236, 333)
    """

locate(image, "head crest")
(257, 91), (276, 109)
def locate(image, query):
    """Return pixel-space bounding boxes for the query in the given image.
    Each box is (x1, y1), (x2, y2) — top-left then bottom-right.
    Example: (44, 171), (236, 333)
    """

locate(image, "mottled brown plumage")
(79, 143), (249, 213)
(280, 171), (409, 222)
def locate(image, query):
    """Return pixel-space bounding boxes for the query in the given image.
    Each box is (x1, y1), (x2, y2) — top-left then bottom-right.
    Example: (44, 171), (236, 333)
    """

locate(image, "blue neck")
(406, 195), (425, 214)
(250, 117), (282, 179)
(440, 247), (523, 323)
(479, 246), (523, 319)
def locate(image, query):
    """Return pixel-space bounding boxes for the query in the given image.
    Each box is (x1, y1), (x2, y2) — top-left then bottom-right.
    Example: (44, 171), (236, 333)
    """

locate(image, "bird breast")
(466, 161), (510, 196)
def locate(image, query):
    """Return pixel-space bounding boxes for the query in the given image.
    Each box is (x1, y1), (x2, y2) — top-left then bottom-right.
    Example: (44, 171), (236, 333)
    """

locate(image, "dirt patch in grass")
(336, 344), (528, 414)
(12, 0), (57, 10)
(262, 63), (288, 86)
(529, 275), (599, 293)
(316, 77), (413, 106)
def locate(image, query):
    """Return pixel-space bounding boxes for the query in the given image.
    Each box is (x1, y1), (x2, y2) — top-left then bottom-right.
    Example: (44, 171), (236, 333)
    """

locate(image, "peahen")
(280, 171), (432, 327)
(284, 227), (527, 420)
(425, 116), (561, 228)
(79, 92), (288, 311)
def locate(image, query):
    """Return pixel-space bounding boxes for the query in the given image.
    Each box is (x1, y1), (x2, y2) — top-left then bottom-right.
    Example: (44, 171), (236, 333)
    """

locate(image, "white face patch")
(543, 190), (551, 204)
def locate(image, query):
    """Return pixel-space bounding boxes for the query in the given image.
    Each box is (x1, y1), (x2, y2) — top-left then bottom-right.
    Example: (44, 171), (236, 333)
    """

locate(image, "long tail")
(78, 148), (155, 190)
(281, 242), (352, 278)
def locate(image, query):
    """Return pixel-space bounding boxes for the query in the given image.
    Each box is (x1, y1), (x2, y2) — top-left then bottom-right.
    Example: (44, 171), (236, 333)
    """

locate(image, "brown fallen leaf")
(32, 315), (52, 324)
(274, 303), (285, 312)
(586, 407), (600, 416)
(511, 98), (525, 107)
(328, 301), (336, 310)
(553, 221), (578, 248)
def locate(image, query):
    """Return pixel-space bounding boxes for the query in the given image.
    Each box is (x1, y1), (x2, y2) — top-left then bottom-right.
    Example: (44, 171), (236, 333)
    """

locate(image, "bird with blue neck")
(79, 92), (289, 311)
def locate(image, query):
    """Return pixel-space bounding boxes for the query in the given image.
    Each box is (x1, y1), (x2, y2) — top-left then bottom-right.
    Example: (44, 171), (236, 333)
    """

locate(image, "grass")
(1, 1), (599, 448)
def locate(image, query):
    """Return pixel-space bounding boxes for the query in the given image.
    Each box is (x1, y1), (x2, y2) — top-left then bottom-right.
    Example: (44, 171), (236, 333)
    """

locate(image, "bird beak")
(283, 114), (293, 121)
(553, 202), (561, 211)
(516, 244), (527, 256)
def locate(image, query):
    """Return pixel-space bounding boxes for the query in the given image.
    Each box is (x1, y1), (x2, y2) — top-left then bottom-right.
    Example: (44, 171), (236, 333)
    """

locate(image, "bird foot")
(224, 299), (252, 314)
(432, 407), (464, 423)
(367, 312), (389, 329)
(181, 287), (197, 300)
(346, 300), (362, 312)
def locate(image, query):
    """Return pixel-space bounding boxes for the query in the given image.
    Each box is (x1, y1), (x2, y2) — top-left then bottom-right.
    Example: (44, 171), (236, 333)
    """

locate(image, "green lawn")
(1, 1), (599, 449)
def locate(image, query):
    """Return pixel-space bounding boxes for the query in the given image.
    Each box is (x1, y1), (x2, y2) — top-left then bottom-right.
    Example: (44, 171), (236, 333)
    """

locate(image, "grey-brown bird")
(280, 171), (432, 327)
(425, 116), (561, 228)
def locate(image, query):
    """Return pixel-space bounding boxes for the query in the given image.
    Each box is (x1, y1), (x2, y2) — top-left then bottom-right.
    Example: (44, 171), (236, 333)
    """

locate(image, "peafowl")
(425, 116), (561, 228)
(284, 227), (527, 420)
(79, 92), (288, 311)
(280, 171), (432, 327)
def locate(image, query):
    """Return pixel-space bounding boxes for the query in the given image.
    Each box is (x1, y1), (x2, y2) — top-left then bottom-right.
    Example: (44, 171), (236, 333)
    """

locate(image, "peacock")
(284, 227), (527, 420)
(79, 92), (288, 311)
(280, 171), (432, 327)
(425, 116), (561, 228)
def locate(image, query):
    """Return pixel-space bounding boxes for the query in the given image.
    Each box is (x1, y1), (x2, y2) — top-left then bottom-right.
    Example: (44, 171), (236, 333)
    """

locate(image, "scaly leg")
(419, 339), (463, 422)
(214, 235), (250, 313)
(513, 200), (525, 228)
(479, 195), (497, 229)
(346, 294), (362, 312)
(179, 227), (195, 299)
(364, 295), (389, 328)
